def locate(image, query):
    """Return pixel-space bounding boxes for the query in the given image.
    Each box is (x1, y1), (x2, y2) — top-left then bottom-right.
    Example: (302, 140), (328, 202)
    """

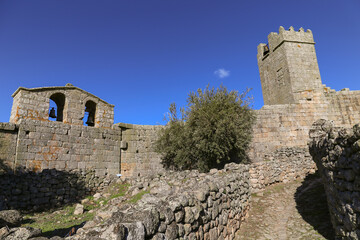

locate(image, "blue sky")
(0, 0), (359, 125)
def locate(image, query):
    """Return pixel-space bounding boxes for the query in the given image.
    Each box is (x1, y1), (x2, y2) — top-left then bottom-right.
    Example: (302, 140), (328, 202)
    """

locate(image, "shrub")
(155, 85), (255, 172)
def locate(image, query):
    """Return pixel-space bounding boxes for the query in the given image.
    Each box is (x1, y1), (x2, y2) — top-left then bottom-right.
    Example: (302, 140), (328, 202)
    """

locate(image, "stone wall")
(0, 123), (18, 172)
(2, 87), (360, 179)
(309, 119), (360, 239)
(12, 119), (121, 176)
(116, 123), (163, 178)
(0, 169), (115, 211)
(1, 27), (359, 181)
(249, 147), (316, 192)
(250, 88), (360, 162)
(0, 119), (164, 179)
(69, 163), (251, 240)
(113, 86), (360, 179)
(257, 27), (322, 105)
(10, 84), (114, 128)
(253, 26), (360, 164)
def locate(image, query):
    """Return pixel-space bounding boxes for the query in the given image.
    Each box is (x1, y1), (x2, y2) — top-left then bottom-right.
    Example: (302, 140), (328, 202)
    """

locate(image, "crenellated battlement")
(257, 26), (314, 59)
(257, 26), (322, 105)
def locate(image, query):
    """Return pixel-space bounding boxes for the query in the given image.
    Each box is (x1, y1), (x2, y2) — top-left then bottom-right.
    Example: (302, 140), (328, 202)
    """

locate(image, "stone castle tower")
(257, 26), (323, 105)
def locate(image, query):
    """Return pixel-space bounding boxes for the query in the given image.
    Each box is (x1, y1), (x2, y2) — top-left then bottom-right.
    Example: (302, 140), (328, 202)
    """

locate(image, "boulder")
(73, 204), (84, 215)
(93, 193), (102, 201)
(3, 227), (41, 240)
(0, 226), (9, 239)
(0, 210), (22, 227)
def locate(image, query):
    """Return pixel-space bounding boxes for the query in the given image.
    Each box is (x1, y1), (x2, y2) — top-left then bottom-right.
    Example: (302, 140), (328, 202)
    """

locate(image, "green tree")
(155, 85), (255, 172)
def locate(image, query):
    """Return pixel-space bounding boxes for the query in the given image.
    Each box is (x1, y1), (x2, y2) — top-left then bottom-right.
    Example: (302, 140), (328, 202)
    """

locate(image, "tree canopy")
(155, 85), (255, 172)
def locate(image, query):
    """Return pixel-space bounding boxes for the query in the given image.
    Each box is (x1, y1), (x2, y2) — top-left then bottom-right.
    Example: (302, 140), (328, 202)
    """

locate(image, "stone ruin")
(0, 28), (359, 236)
(0, 84), (162, 178)
(0, 84), (163, 210)
(1, 26), (359, 180)
(10, 83), (114, 128)
(309, 119), (360, 239)
(251, 26), (360, 162)
(0, 26), (358, 187)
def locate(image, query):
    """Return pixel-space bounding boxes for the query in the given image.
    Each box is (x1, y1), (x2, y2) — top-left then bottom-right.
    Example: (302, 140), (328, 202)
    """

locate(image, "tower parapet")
(257, 26), (322, 105)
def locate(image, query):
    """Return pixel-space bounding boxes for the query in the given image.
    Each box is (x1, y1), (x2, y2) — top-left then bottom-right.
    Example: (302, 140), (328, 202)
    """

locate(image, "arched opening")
(49, 93), (65, 122)
(84, 100), (96, 127)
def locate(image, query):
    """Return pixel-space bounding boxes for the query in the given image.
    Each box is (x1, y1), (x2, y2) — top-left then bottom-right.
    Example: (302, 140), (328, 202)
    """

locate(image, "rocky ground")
(0, 180), (131, 239)
(236, 172), (335, 240)
(0, 171), (335, 240)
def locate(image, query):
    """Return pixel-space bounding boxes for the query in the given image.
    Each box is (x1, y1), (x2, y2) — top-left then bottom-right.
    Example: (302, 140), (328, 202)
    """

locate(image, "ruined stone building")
(0, 26), (359, 179)
(250, 26), (360, 161)
(0, 84), (162, 178)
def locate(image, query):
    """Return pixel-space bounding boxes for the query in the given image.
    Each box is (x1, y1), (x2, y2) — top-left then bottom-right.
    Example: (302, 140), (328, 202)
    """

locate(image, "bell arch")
(49, 93), (65, 122)
(84, 100), (96, 127)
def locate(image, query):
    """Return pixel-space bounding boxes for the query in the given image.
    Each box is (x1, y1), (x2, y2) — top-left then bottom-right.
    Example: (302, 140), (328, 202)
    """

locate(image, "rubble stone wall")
(309, 119), (360, 239)
(70, 163), (251, 240)
(0, 169), (115, 211)
(250, 147), (316, 192)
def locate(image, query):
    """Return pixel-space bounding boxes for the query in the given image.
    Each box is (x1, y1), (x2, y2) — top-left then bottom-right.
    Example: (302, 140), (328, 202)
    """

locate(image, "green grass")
(21, 181), (131, 238)
(181, 178), (189, 183)
(23, 205), (95, 237)
(127, 190), (150, 204)
(105, 182), (130, 198)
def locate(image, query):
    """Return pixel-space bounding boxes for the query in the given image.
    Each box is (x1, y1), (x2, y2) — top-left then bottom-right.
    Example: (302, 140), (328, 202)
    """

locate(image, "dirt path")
(236, 173), (335, 240)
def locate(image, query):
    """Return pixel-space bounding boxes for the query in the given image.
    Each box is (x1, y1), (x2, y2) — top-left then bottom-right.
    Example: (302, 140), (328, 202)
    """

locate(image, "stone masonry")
(0, 169), (114, 211)
(257, 26), (322, 105)
(309, 119), (360, 239)
(115, 123), (163, 178)
(1, 84), (161, 178)
(1, 27), (360, 238)
(69, 163), (251, 240)
(1, 26), (359, 182)
(0, 123), (17, 172)
(249, 147), (316, 192)
(15, 119), (121, 176)
(251, 26), (360, 163)
(10, 83), (114, 128)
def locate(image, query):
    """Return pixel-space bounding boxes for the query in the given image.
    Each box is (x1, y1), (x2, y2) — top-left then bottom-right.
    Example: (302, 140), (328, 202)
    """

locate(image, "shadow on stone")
(294, 171), (335, 240)
(0, 169), (93, 212)
(42, 221), (86, 238)
(0, 157), (13, 175)
(21, 218), (35, 225)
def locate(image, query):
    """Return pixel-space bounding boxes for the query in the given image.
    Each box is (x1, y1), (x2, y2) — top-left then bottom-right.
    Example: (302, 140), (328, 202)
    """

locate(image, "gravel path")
(236, 173), (335, 240)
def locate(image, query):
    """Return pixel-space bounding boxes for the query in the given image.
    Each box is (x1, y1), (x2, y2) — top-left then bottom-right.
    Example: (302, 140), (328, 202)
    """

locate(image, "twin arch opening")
(48, 93), (96, 127)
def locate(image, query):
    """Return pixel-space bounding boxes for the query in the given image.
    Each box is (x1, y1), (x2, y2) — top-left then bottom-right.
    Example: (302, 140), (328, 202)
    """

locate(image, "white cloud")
(214, 68), (230, 78)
